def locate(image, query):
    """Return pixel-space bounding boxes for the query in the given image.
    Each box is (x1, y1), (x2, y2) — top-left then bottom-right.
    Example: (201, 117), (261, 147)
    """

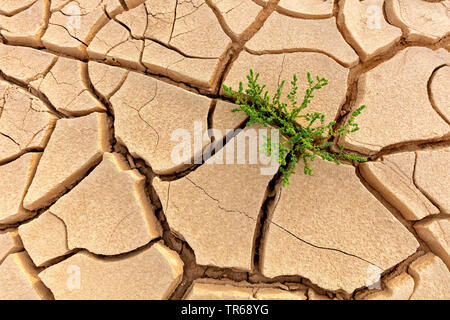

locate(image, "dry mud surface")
(0, 0), (449, 300)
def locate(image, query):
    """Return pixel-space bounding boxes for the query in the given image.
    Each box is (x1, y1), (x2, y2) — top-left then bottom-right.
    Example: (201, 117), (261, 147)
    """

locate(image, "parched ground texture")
(0, 0), (449, 300)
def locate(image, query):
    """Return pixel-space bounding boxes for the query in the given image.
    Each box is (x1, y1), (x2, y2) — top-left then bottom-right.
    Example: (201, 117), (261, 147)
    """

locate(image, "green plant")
(222, 69), (367, 187)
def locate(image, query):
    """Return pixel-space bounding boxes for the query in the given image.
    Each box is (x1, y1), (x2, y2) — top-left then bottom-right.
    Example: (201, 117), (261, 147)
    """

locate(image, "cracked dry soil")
(0, 0), (449, 300)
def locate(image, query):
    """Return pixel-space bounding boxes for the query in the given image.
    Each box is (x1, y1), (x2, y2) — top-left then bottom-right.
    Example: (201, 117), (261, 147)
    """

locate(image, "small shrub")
(222, 69), (367, 187)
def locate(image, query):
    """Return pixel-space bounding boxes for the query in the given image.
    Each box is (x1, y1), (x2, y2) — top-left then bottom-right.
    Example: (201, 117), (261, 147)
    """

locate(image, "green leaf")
(224, 69), (367, 186)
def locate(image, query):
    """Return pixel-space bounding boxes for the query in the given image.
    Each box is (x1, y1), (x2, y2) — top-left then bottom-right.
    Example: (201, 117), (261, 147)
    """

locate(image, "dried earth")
(0, 0), (449, 300)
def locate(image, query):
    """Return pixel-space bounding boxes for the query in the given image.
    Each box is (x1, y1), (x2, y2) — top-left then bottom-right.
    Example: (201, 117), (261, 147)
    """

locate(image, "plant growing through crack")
(223, 69), (367, 187)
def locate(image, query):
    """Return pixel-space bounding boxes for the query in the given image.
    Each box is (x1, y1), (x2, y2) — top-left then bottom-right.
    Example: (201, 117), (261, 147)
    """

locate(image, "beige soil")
(0, 0), (449, 300)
